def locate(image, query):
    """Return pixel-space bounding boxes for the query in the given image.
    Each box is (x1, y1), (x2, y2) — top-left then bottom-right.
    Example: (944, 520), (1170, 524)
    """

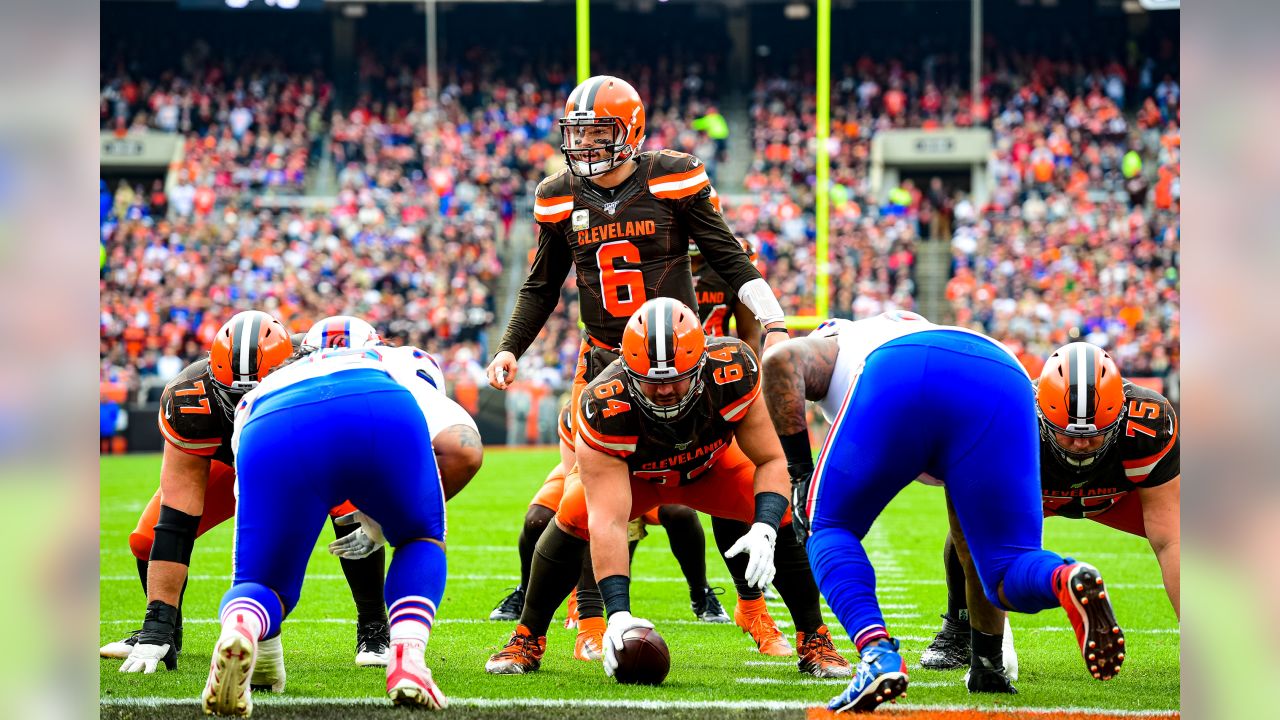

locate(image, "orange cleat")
(564, 588), (579, 629)
(484, 625), (547, 675)
(797, 624), (852, 678)
(574, 616), (605, 661)
(734, 596), (793, 656)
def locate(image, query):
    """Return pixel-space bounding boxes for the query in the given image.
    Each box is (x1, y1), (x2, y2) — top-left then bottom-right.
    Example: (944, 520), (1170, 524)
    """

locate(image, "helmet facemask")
(624, 355), (707, 422)
(1038, 410), (1125, 471)
(209, 378), (259, 422)
(560, 115), (641, 178)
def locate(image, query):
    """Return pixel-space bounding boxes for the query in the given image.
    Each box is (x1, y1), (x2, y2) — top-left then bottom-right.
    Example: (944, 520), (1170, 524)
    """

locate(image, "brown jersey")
(157, 358), (236, 466)
(498, 151), (762, 359)
(1041, 382), (1179, 519)
(576, 337), (760, 486)
(693, 258), (736, 337)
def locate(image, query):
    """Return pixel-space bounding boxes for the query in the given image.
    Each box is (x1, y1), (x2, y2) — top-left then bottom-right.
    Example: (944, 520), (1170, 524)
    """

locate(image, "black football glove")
(788, 462), (815, 545)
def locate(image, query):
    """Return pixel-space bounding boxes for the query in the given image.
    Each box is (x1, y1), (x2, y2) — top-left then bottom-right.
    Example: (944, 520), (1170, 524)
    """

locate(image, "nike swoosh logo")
(164, 401), (172, 420)
(583, 404), (595, 419)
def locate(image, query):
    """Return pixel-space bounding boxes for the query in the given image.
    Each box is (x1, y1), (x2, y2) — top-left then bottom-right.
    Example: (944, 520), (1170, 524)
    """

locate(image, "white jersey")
(808, 311), (1022, 423)
(231, 345), (475, 456)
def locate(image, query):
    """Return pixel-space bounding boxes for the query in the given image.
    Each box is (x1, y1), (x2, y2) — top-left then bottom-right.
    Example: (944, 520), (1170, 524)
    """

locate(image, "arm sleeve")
(496, 222), (573, 359)
(682, 188), (763, 293)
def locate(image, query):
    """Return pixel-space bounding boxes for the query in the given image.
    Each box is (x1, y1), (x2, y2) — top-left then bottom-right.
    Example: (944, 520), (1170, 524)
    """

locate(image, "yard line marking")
(98, 696), (1181, 715)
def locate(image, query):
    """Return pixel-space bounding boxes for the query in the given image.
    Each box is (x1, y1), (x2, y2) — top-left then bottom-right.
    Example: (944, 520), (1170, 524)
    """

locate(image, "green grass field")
(100, 450), (1179, 719)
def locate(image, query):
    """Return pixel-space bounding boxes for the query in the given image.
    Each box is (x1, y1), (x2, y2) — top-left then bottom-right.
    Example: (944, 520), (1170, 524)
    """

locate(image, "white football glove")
(601, 611), (655, 678)
(119, 642), (172, 674)
(328, 511), (386, 560)
(724, 522), (777, 590)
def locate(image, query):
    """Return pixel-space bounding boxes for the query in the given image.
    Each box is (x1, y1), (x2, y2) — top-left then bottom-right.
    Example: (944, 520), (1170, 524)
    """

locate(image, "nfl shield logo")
(602, 201), (619, 216)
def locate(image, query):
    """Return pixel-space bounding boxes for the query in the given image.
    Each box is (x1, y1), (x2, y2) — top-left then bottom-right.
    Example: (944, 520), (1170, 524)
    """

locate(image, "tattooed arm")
(435, 424), (484, 500)
(760, 336), (840, 542)
(760, 336), (840, 436)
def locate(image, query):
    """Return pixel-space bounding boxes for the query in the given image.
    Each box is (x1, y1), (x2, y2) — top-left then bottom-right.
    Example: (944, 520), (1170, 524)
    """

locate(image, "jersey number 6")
(597, 240), (647, 317)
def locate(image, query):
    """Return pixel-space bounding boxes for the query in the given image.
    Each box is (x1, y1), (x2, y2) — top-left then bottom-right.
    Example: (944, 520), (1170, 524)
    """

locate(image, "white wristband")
(737, 277), (786, 326)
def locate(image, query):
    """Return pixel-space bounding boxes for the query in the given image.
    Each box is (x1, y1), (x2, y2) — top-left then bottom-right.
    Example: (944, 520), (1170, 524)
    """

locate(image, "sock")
(575, 550), (605, 621)
(333, 517), (388, 625)
(806, 526), (887, 652)
(385, 539), (447, 647)
(971, 627), (1004, 670)
(628, 539), (639, 560)
(944, 535), (971, 626)
(712, 516), (763, 601)
(135, 557), (149, 596)
(519, 523), (588, 636)
(658, 505), (708, 602)
(519, 505), (555, 591)
(998, 550), (1068, 612)
(220, 583), (282, 641)
(770, 527), (824, 635)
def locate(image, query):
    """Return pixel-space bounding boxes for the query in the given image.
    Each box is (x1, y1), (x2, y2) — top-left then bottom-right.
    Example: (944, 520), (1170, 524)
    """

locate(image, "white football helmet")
(303, 316), (381, 350)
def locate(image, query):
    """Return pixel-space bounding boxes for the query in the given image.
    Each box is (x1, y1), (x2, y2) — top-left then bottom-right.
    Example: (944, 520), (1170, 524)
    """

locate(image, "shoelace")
(501, 632), (542, 657)
(697, 587), (727, 613)
(746, 611), (785, 644)
(804, 631), (845, 662)
(496, 588), (524, 612)
(358, 622), (390, 650)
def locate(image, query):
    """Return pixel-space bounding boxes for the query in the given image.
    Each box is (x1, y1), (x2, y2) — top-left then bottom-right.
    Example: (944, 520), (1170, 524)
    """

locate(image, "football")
(613, 627), (671, 685)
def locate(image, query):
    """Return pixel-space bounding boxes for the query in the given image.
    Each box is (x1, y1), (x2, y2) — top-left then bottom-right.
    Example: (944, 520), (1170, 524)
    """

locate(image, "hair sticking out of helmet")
(303, 315), (381, 350)
(208, 310), (293, 420)
(1036, 342), (1127, 471)
(619, 298), (707, 421)
(560, 75), (646, 178)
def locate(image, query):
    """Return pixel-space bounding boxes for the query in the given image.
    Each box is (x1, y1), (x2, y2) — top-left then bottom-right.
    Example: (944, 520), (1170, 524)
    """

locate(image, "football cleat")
(564, 588), (579, 629)
(919, 615), (970, 670)
(386, 639), (448, 709)
(355, 619), (390, 667)
(763, 585), (780, 602)
(101, 628), (142, 659)
(692, 586), (731, 623)
(201, 616), (258, 717)
(1054, 562), (1124, 680)
(965, 656), (1017, 694)
(490, 587), (525, 622)
(485, 625), (547, 675)
(574, 617), (605, 662)
(734, 596), (793, 656)
(797, 625), (853, 678)
(249, 635), (285, 693)
(828, 638), (909, 713)
(1002, 615), (1019, 681)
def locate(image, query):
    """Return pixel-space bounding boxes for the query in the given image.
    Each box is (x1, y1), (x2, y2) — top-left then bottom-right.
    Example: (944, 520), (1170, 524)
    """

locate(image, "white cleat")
(1003, 615), (1019, 681)
(249, 635), (286, 693)
(386, 639), (448, 709)
(202, 620), (258, 717)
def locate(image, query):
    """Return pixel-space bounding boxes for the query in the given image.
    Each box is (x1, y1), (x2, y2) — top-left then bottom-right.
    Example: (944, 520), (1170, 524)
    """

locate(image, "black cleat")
(692, 586), (731, 623)
(489, 587), (525, 622)
(100, 628), (142, 659)
(920, 615), (971, 670)
(355, 619), (390, 667)
(965, 656), (1017, 694)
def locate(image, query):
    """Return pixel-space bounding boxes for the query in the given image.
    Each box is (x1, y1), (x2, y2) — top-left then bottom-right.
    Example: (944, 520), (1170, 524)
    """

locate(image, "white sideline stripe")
(97, 696), (1181, 715)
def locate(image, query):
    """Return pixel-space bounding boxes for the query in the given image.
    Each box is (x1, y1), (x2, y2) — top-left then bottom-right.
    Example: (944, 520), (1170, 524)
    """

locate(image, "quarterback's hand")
(724, 522), (778, 590)
(602, 611), (655, 677)
(789, 464), (815, 544)
(119, 642), (174, 674)
(487, 352), (518, 390)
(328, 511), (386, 560)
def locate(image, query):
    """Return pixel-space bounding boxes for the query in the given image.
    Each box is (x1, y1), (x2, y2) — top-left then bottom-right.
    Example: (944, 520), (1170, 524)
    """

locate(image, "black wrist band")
(753, 491), (790, 530)
(766, 327), (790, 335)
(778, 430), (814, 470)
(598, 574), (632, 617)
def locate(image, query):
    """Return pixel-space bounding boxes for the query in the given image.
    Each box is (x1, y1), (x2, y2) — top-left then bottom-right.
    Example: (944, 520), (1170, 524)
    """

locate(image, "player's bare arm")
(435, 424), (484, 500)
(151, 442), (211, 606)
(576, 438), (634, 582)
(761, 335), (839, 436)
(944, 495), (1006, 635)
(1139, 475), (1180, 617)
(733, 396), (789, 501)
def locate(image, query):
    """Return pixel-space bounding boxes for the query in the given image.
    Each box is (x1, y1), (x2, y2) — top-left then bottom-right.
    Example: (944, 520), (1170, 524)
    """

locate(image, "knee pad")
(129, 531), (153, 562)
(656, 504), (697, 527)
(525, 504), (555, 533)
(150, 505), (201, 566)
